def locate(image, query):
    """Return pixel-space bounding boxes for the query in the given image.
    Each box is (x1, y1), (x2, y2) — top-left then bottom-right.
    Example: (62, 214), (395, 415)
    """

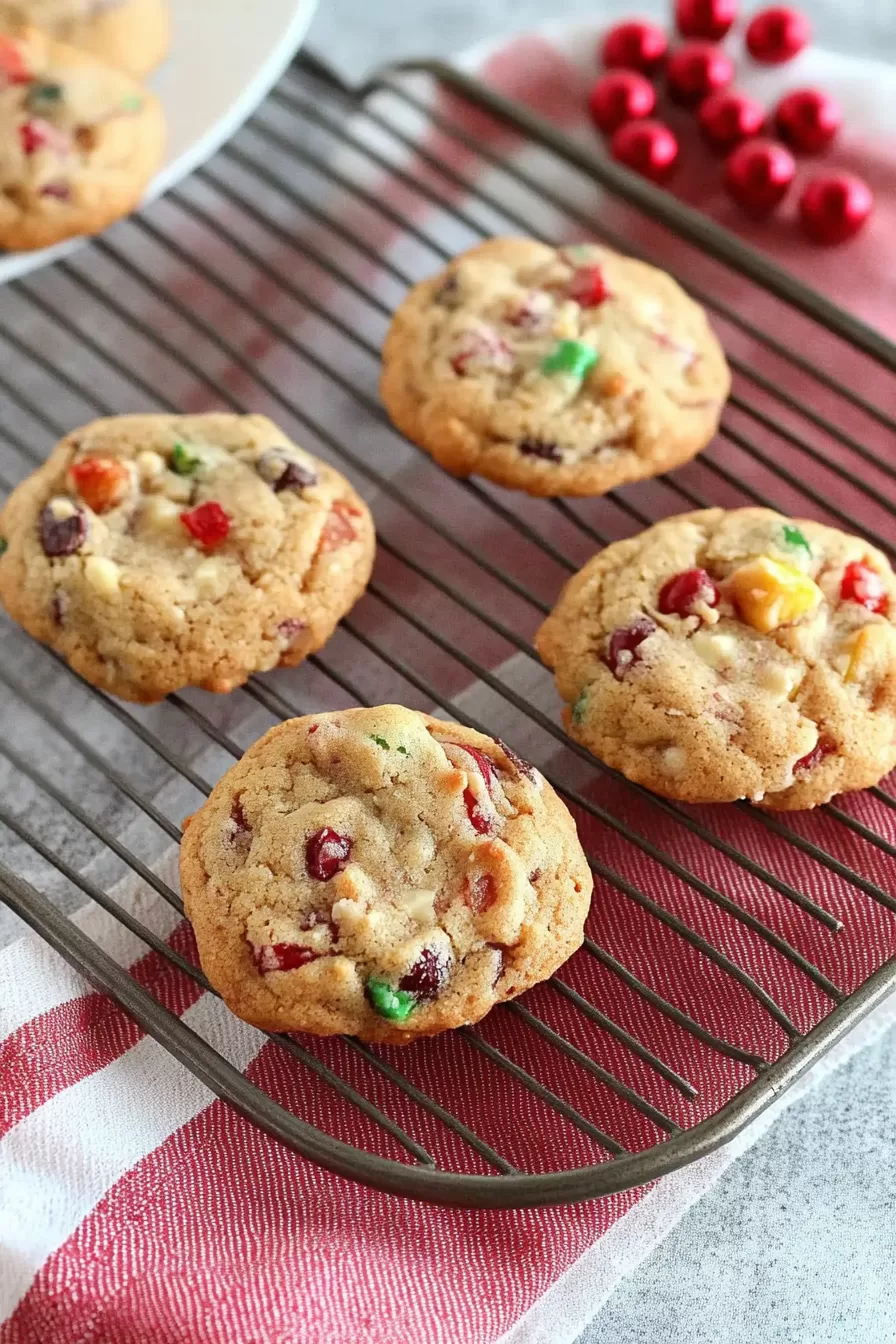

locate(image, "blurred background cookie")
(0, 26), (164, 250)
(0, 0), (169, 77)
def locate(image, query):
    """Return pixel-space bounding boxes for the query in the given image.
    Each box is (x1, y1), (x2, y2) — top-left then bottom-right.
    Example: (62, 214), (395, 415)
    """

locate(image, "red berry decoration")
(675, 0), (738, 41)
(588, 70), (656, 134)
(775, 88), (841, 154)
(658, 568), (720, 617)
(180, 500), (231, 549)
(840, 561), (888, 615)
(69, 457), (131, 513)
(601, 20), (668, 74)
(318, 498), (363, 553)
(798, 174), (872, 245)
(399, 946), (452, 1000)
(465, 873), (498, 914)
(611, 120), (679, 184)
(745, 6), (811, 64)
(699, 89), (765, 153)
(305, 827), (352, 881)
(725, 138), (795, 216)
(667, 42), (734, 107)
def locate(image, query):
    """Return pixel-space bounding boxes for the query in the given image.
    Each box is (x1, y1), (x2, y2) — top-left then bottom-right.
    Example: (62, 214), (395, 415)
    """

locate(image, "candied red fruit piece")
(840, 561), (888, 615)
(180, 501), (231, 550)
(70, 457), (130, 513)
(305, 826), (352, 881)
(39, 503), (87, 557)
(277, 617), (306, 643)
(251, 941), (321, 974)
(463, 787), (493, 835)
(227, 799), (252, 854)
(658, 567), (720, 617)
(443, 740), (496, 787)
(793, 737), (836, 776)
(603, 617), (656, 680)
(318, 499), (362, 553)
(19, 117), (69, 155)
(518, 438), (562, 462)
(465, 873), (497, 913)
(495, 737), (536, 781)
(398, 946), (451, 1000)
(257, 449), (318, 493)
(40, 180), (70, 200)
(568, 265), (608, 307)
(0, 36), (32, 85)
(450, 330), (513, 376)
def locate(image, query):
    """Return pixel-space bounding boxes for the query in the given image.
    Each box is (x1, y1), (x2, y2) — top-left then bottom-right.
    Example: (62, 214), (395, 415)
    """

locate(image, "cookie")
(0, 27), (165, 252)
(380, 237), (730, 498)
(180, 706), (593, 1044)
(0, 413), (375, 703)
(0, 0), (169, 77)
(536, 508), (896, 809)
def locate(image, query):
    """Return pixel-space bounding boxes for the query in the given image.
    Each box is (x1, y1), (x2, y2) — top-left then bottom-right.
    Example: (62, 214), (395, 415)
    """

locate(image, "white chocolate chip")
(162, 472), (194, 503)
(662, 745), (687, 774)
(48, 496), (77, 521)
(331, 896), (374, 938)
(136, 450), (166, 482)
(691, 630), (738, 670)
(394, 887), (437, 926)
(83, 555), (121, 596)
(193, 558), (231, 601)
(140, 495), (182, 535)
(757, 662), (800, 697)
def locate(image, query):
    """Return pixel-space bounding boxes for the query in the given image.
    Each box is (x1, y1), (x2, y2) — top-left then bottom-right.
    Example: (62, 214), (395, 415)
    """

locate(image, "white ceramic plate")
(0, 0), (318, 283)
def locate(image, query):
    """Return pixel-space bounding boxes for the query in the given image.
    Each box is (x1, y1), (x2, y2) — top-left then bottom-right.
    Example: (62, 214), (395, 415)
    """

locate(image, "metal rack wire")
(2, 51), (896, 1208)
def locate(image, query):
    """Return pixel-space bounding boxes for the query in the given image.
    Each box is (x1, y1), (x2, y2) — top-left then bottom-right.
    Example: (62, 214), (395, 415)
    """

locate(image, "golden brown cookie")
(381, 237), (730, 497)
(180, 706), (593, 1044)
(0, 26), (165, 252)
(0, 413), (376, 702)
(0, 0), (169, 77)
(536, 508), (896, 810)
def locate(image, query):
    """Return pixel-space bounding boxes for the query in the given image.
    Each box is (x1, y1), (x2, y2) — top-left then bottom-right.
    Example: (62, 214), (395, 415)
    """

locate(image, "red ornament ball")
(666, 42), (734, 107)
(675, 0), (738, 41)
(745, 7), (811, 64)
(798, 174), (873, 244)
(724, 138), (795, 215)
(611, 119), (679, 183)
(588, 70), (657, 133)
(601, 20), (668, 74)
(699, 89), (765, 152)
(774, 87), (841, 153)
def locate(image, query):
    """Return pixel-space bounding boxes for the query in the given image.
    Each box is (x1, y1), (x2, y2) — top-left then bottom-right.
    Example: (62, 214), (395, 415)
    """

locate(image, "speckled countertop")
(303, 5), (896, 1343)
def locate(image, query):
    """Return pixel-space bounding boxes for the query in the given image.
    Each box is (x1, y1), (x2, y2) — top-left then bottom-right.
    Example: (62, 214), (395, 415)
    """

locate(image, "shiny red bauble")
(675, 0), (738, 41)
(798, 174), (873, 244)
(699, 89), (765, 152)
(774, 87), (841, 153)
(724, 138), (796, 215)
(745, 7), (811, 64)
(588, 70), (657, 133)
(611, 119), (680, 183)
(601, 20), (668, 74)
(666, 42), (734, 107)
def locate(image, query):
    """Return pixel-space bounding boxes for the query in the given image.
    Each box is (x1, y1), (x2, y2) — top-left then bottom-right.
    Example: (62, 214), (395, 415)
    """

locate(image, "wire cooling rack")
(2, 50), (896, 1209)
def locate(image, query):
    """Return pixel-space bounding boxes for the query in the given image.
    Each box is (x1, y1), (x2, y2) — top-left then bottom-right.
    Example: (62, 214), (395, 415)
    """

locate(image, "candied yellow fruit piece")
(844, 624), (896, 685)
(730, 557), (822, 633)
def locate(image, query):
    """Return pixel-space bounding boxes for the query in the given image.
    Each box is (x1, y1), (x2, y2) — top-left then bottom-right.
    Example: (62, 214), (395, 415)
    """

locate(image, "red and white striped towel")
(3, 25), (896, 1344)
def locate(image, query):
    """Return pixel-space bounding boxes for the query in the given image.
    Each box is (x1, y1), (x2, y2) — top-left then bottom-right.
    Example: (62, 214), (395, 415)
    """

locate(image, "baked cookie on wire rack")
(181, 706), (593, 1044)
(536, 507), (896, 809)
(381, 237), (730, 497)
(0, 413), (375, 702)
